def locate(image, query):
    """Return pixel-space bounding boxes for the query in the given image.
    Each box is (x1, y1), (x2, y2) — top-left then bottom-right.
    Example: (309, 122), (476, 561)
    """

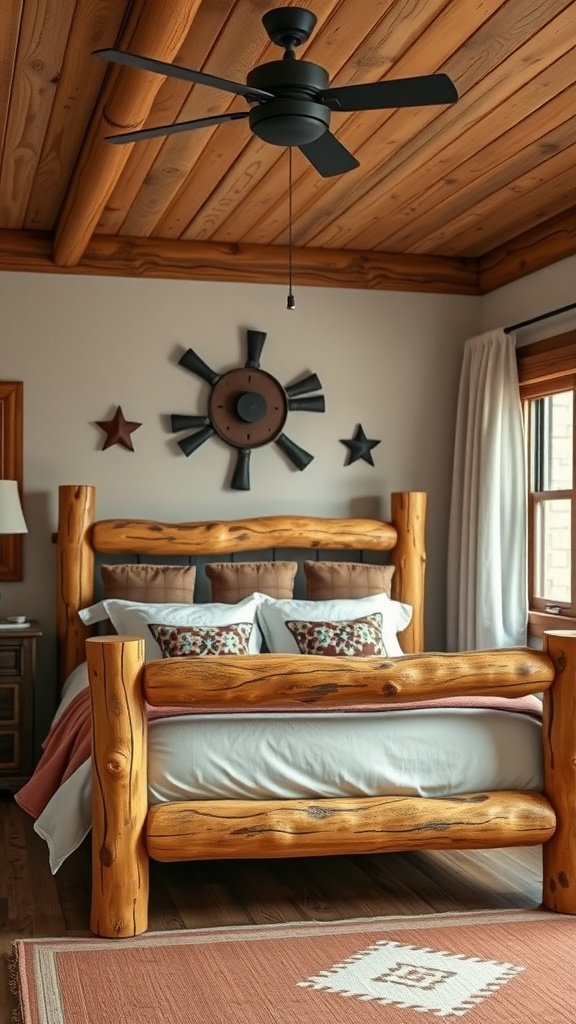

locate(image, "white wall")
(1, 270), (481, 744)
(482, 254), (576, 346)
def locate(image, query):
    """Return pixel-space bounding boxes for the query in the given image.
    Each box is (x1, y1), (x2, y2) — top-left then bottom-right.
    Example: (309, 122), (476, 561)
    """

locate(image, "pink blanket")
(15, 686), (542, 821)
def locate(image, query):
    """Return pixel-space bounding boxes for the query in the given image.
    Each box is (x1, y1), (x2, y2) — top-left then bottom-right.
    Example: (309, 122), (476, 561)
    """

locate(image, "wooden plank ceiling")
(1, 0), (575, 294)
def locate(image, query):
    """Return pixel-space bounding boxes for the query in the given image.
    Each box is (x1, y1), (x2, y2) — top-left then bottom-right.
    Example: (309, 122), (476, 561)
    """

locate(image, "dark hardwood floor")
(1, 793), (543, 1023)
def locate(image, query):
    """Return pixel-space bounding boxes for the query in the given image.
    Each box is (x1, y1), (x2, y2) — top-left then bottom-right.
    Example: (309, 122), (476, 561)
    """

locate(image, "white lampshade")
(0, 480), (28, 534)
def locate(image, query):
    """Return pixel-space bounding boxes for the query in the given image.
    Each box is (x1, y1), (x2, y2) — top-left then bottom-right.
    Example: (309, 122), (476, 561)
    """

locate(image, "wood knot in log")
(99, 845), (114, 867)
(106, 752), (129, 776)
(382, 682), (399, 695)
(559, 871), (570, 888)
(307, 805), (335, 819)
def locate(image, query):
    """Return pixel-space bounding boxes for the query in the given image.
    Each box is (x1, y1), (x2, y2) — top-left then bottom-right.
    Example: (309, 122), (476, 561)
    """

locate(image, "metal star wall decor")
(170, 328), (325, 490)
(340, 424), (381, 466)
(96, 406), (142, 451)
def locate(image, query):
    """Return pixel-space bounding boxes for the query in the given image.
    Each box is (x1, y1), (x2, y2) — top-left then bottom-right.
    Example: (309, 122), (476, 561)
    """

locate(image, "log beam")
(478, 207), (576, 293)
(56, 484), (96, 687)
(53, 0), (204, 268)
(87, 635), (148, 937)
(542, 630), (576, 914)
(91, 513), (397, 557)
(391, 491), (426, 653)
(0, 229), (479, 294)
(143, 648), (554, 710)
(147, 791), (555, 862)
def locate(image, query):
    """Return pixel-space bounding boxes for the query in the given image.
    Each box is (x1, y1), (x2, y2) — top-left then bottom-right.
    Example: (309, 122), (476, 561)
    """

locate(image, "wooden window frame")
(0, 381), (24, 581)
(518, 330), (576, 641)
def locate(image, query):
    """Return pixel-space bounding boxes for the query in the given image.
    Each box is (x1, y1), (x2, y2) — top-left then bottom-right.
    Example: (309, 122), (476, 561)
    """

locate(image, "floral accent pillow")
(148, 622), (253, 658)
(285, 613), (385, 657)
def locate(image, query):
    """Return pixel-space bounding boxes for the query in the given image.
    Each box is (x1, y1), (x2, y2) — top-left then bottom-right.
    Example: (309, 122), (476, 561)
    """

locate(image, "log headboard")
(55, 485), (427, 687)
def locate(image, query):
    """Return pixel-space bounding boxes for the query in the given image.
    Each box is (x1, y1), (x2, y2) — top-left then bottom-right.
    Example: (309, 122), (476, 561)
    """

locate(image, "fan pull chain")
(287, 147), (295, 310)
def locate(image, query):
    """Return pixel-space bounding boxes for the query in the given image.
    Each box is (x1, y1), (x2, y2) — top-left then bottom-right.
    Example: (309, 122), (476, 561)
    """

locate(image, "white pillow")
(78, 594), (264, 660)
(257, 593), (412, 657)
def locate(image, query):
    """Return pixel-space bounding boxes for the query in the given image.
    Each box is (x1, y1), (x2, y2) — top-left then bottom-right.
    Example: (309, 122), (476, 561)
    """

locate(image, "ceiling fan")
(93, 5), (458, 178)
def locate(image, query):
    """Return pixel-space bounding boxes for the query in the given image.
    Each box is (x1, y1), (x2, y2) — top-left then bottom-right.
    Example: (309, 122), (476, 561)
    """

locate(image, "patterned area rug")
(11, 908), (574, 1023)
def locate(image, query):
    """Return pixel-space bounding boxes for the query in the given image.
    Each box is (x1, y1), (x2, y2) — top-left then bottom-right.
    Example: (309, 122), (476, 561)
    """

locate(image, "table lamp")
(0, 480), (28, 606)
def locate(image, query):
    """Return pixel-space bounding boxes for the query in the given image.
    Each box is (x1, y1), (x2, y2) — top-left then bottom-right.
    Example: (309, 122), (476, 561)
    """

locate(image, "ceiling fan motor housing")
(247, 59), (331, 146)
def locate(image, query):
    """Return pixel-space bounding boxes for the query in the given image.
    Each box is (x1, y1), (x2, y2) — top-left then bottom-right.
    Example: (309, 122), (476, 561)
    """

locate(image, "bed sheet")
(18, 664), (543, 873)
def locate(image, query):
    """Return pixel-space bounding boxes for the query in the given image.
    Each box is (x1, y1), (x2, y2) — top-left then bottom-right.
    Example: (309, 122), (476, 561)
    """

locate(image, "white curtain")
(447, 328), (527, 650)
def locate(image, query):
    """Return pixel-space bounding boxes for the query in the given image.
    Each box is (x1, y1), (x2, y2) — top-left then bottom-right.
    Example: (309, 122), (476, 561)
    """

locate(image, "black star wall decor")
(170, 328), (325, 490)
(96, 406), (142, 451)
(340, 424), (381, 466)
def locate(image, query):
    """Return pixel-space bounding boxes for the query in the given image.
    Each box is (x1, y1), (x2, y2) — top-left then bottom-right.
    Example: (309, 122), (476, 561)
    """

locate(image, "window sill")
(528, 610), (576, 643)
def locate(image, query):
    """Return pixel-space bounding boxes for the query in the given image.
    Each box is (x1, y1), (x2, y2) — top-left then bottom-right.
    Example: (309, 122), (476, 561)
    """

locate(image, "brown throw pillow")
(303, 561), (395, 600)
(205, 561), (297, 603)
(100, 564), (196, 603)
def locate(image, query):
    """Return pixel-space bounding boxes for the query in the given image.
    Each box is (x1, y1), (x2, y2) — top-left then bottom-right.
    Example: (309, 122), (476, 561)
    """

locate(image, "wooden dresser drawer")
(0, 683), (19, 724)
(0, 643), (23, 677)
(0, 622), (41, 791)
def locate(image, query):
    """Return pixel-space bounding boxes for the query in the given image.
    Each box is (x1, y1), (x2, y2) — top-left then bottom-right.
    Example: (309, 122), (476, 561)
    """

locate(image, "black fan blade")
(245, 330), (267, 368)
(92, 49), (273, 102)
(285, 373), (322, 398)
(178, 349), (221, 386)
(178, 426), (215, 457)
(299, 132), (359, 178)
(171, 414), (210, 432)
(104, 112), (249, 145)
(275, 434), (314, 471)
(322, 74), (458, 112)
(288, 395), (326, 413)
(231, 450), (251, 491)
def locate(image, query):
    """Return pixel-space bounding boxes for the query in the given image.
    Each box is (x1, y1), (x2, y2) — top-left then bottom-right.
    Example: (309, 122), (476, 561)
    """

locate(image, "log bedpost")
(542, 630), (576, 913)
(56, 484), (96, 687)
(86, 636), (149, 937)
(391, 491), (426, 653)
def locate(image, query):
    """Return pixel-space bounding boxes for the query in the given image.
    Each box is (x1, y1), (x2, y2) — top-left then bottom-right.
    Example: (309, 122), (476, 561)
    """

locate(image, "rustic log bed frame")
(55, 484), (576, 938)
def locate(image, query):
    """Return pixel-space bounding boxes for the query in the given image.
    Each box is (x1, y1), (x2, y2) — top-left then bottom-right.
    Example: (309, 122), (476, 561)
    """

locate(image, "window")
(518, 330), (576, 642)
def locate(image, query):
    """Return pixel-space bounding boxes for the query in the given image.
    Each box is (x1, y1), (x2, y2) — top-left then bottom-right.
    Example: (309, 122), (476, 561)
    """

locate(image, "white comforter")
(31, 663), (543, 872)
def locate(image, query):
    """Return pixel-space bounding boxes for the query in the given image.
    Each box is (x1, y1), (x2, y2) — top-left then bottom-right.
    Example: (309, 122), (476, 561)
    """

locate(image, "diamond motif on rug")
(298, 937), (524, 1017)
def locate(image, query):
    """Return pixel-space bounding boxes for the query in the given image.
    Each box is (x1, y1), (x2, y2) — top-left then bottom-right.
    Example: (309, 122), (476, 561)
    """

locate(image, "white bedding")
(34, 664), (543, 873)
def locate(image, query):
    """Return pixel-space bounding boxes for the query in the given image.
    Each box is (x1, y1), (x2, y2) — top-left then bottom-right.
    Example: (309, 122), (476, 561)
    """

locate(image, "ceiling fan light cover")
(249, 99), (330, 146)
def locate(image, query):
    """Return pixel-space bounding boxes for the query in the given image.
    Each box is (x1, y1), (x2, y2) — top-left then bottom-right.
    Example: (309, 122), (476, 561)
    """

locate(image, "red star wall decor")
(96, 406), (142, 451)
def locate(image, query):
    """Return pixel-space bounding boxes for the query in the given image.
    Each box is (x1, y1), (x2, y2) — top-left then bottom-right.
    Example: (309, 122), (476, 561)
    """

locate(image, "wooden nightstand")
(0, 620), (42, 792)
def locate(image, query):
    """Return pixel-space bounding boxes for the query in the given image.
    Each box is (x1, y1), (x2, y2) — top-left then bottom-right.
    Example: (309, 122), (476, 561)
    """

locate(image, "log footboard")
(86, 631), (576, 937)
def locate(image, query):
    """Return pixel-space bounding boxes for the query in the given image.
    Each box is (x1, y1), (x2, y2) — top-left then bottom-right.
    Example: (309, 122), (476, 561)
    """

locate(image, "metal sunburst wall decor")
(170, 329), (325, 490)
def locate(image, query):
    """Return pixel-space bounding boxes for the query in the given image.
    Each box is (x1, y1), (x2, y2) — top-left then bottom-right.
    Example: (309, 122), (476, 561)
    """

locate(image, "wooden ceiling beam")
(0, 230), (479, 294)
(478, 207), (576, 293)
(52, 0), (204, 269)
(6, 219), (576, 295)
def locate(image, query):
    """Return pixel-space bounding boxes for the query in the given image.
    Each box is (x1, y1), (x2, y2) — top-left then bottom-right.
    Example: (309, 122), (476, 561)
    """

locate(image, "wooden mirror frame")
(0, 381), (24, 581)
